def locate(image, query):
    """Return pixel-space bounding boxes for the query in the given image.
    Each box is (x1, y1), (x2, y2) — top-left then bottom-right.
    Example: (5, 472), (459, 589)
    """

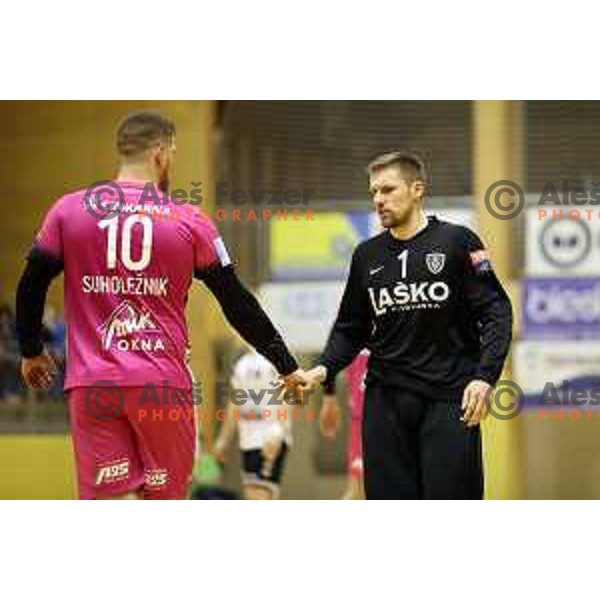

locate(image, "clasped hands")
(277, 365), (328, 393)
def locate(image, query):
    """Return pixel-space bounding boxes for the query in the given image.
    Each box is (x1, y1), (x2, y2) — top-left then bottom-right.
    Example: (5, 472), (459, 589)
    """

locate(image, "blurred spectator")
(44, 305), (66, 353)
(0, 304), (22, 403)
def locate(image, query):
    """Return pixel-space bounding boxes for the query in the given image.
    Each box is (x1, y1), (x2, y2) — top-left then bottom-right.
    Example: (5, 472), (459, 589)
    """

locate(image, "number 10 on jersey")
(98, 215), (153, 271)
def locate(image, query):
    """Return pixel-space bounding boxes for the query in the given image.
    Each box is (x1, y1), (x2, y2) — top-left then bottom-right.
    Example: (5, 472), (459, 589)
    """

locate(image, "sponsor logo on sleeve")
(213, 236), (232, 267)
(470, 249), (492, 273)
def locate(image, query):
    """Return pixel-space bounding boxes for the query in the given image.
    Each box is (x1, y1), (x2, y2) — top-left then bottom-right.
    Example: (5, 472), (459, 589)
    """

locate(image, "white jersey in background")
(231, 352), (293, 451)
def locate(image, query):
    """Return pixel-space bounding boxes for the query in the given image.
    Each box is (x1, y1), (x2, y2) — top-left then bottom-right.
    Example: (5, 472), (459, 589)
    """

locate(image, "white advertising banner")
(257, 282), (345, 352)
(525, 208), (600, 276)
(514, 340), (600, 394)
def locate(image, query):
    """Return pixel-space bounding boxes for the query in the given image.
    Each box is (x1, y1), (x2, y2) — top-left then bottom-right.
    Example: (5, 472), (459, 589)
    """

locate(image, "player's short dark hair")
(367, 151), (429, 187)
(116, 111), (176, 157)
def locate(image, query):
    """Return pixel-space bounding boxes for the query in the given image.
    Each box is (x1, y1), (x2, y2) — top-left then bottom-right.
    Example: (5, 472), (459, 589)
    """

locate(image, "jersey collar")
(386, 214), (437, 245)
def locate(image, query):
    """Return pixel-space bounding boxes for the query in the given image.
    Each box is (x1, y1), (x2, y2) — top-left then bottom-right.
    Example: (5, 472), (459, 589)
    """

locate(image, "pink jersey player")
(36, 182), (229, 499)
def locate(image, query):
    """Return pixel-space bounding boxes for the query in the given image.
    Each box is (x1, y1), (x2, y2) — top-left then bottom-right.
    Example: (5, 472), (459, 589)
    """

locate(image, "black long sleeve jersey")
(319, 216), (513, 402)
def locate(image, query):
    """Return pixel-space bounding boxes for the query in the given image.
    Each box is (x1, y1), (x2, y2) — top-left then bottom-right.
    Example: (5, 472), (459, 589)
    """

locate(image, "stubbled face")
(369, 165), (424, 229)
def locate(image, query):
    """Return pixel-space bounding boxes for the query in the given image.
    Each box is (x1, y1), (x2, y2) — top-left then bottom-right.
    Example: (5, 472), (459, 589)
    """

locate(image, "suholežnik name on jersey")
(81, 275), (169, 296)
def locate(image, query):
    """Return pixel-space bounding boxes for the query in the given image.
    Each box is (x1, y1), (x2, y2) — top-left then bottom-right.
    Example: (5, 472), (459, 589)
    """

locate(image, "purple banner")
(522, 278), (600, 339)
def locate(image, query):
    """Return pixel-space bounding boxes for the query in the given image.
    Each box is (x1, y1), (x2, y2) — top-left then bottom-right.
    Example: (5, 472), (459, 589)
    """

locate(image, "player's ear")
(151, 144), (167, 170)
(414, 178), (426, 199)
(146, 145), (159, 168)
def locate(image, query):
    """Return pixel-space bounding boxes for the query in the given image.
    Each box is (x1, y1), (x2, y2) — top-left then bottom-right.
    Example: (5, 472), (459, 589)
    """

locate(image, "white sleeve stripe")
(213, 236), (231, 267)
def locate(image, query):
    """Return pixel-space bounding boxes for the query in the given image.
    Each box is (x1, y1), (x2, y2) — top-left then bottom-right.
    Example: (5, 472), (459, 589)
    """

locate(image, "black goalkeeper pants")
(363, 385), (483, 500)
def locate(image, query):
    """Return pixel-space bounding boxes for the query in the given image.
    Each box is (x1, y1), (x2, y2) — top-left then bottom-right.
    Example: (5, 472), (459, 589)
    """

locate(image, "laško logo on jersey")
(368, 280), (451, 316)
(97, 300), (165, 352)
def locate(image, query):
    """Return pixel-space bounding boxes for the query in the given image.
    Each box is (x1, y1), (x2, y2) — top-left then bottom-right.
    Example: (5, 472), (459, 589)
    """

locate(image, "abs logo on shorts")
(368, 281), (451, 316)
(96, 458), (130, 485)
(145, 469), (168, 488)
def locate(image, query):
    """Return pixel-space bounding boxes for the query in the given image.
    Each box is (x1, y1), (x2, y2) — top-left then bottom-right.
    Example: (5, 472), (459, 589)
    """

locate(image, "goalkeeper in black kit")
(302, 151), (513, 500)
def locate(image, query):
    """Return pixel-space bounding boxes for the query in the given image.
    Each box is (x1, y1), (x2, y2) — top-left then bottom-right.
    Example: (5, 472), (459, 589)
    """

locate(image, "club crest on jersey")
(425, 253), (446, 275)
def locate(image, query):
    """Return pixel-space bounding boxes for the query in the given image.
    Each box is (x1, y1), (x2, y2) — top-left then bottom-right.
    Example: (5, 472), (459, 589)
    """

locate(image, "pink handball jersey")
(346, 350), (369, 420)
(34, 181), (231, 390)
(345, 350), (369, 478)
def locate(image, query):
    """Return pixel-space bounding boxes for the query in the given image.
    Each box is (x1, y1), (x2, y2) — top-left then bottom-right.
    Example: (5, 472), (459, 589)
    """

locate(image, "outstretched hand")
(21, 353), (58, 390)
(276, 366), (328, 391)
(280, 369), (310, 390)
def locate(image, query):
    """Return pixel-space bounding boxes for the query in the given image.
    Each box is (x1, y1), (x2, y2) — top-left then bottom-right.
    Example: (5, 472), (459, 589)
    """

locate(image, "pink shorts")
(68, 386), (197, 500)
(348, 417), (363, 479)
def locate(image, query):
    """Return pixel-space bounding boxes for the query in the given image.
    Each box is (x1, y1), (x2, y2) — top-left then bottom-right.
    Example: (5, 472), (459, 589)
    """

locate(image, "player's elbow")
(493, 299), (514, 352)
(477, 296), (513, 342)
